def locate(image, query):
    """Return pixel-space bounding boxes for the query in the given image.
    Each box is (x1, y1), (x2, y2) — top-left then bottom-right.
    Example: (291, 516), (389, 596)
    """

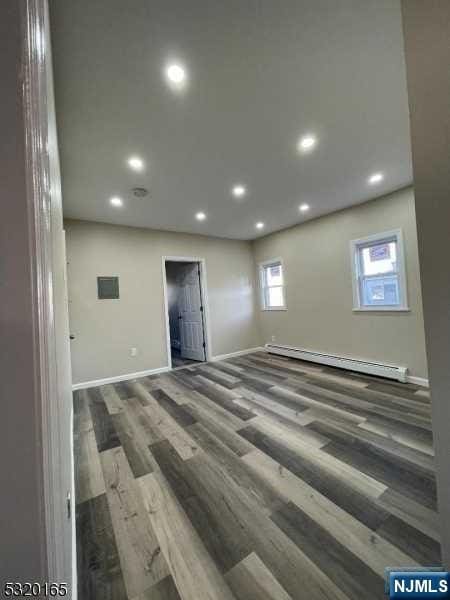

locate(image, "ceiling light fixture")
(127, 156), (144, 171)
(232, 184), (246, 198)
(299, 203), (310, 212)
(298, 134), (317, 152)
(165, 63), (187, 88)
(368, 172), (384, 185)
(255, 222), (265, 230)
(110, 196), (123, 207)
(196, 212), (206, 221)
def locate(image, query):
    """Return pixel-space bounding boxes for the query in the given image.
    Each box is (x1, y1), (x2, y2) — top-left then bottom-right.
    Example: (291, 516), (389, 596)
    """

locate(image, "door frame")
(21, 0), (74, 591)
(162, 256), (212, 368)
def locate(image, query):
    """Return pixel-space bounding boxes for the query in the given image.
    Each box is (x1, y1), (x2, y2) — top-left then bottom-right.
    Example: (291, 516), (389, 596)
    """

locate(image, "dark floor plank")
(186, 422), (284, 515)
(321, 436), (437, 510)
(149, 439), (252, 572)
(307, 419), (434, 476)
(377, 514), (441, 567)
(150, 388), (197, 427)
(193, 379), (256, 421)
(76, 494), (127, 600)
(149, 440), (348, 600)
(113, 381), (134, 400)
(87, 387), (121, 452)
(138, 575), (182, 600)
(238, 425), (390, 531)
(271, 501), (385, 600)
(184, 403), (254, 456)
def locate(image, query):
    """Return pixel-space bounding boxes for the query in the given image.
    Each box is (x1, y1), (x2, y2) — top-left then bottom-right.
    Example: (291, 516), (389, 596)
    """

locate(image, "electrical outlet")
(271, 335), (276, 342)
(131, 347), (138, 357)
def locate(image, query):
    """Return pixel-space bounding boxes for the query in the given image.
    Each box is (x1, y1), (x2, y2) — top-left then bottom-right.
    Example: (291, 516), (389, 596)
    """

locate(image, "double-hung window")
(351, 229), (409, 311)
(260, 259), (286, 310)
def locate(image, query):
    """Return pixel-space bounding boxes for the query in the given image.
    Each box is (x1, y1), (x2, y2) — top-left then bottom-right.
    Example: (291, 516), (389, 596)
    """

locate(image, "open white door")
(179, 263), (206, 361)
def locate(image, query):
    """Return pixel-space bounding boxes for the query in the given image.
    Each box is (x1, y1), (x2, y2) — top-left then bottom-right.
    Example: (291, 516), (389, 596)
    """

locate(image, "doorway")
(163, 258), (210, 368)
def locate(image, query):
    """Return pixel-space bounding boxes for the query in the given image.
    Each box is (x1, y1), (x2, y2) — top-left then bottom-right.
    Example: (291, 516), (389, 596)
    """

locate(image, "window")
(351, 230), (408, 311)
(260, 259), (286, 310)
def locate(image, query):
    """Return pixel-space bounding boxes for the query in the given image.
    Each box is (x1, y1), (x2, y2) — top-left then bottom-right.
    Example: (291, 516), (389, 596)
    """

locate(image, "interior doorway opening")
(163, 259), (209, 369)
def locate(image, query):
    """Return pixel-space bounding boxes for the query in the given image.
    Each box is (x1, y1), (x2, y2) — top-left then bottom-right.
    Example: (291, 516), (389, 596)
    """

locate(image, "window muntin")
(352, 231), (408, 310)
(260, 260), (286, 310)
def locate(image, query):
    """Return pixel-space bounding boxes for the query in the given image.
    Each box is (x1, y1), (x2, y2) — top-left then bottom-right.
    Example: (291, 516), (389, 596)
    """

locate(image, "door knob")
(69, 334), (75, 340)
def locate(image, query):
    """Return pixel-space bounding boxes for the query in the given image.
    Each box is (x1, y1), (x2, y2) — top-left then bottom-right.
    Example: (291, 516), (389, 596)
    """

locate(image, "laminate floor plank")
(74, 351), (440, 599)
(100, 447), (170, 598)
(150, 388), (197, 428)
(377, 514), (441, 567)
(74, 390), (106, 504)
(321, 436), (437, 510)
(377, 488), (441, 543)
(100, 384), (125, 415)
(239, 425), (389, 530)
(76, 494), (127, 600)
(271, 501), (385, 600)
(307, 419), (434, 475)
(139, 472), (237, 600)
(133, 575), (182, 600)
(184, 403), (254, 456)
(224, 552), (293, 600)
(130, 382), (200, 460)
(88, 387), (121, 452)
(149, 439), (350, 600)
(243, 450), (417, 576)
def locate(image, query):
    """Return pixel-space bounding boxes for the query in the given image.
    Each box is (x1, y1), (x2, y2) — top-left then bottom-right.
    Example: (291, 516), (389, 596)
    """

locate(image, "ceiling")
(50, 0), (412, 240)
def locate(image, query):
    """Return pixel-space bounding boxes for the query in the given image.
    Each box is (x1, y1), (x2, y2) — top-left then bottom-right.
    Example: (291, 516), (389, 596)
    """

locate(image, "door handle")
(178, 315), (183, 320)
(69, 334), (75, 340)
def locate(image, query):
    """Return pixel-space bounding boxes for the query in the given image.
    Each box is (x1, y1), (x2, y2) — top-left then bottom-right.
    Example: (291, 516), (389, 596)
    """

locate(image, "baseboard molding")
(72, 365), (171, 391)
(406, 375), (429, 388)
(210, 346), (265, 362)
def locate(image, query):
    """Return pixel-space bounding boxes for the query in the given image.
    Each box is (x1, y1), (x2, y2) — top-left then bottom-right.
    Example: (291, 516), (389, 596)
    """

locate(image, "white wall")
(402, 0), (450, 566)
(252, 187), (428, 380)
(65, 220), (262, 384)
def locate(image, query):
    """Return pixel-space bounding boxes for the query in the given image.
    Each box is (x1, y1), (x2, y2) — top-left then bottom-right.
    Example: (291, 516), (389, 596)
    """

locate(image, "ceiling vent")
(132, 187), (149, 198)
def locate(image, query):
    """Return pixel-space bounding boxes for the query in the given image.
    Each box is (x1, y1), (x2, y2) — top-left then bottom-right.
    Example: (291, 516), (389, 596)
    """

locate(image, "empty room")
(4, 1), (450, 599)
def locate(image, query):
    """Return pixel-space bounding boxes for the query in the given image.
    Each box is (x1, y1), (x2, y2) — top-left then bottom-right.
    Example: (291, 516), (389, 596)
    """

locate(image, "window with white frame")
(351, 229), (408, 311)
(260, 259), (286, 310)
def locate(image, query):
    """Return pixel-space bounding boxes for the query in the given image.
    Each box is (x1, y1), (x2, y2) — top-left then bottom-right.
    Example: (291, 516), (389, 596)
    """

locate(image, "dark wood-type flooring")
(73, 351), (440, 600)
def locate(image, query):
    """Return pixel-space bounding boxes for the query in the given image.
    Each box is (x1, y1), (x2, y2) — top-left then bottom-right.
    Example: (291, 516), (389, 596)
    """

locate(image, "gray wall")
(65, 220), (261, 384)
(402, 0), (450, 566)
(252, 187), (428, 379)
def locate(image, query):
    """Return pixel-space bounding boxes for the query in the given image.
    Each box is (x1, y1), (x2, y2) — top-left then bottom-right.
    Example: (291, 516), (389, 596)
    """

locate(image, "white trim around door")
(162, 256), (213, 369)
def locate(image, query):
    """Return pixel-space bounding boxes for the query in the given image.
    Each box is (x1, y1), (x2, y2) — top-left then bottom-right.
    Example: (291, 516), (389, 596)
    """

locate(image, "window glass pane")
(361, 275), (400, 306)
(266, 263), (283, 286)
(360, 241), (397, 276)
(268, 286), (284, 307)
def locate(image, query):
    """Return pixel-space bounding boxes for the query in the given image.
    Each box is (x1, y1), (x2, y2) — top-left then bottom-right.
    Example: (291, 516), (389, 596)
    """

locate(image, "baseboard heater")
(265, 343), (408, 383)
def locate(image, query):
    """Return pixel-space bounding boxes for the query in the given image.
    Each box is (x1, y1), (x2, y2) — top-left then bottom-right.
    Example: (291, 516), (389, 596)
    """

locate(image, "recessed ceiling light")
(368, 172), (384, 185)
(196, 212), (206, 221)
(110, 196), (123, 207)
(298, 134), (317, 152)
(165, 63), (187, 88)
(255, 222), (265, 230)
(127, 156), (144, 171)
(232, 185), (246, 198)
(299, 203), (310, 212)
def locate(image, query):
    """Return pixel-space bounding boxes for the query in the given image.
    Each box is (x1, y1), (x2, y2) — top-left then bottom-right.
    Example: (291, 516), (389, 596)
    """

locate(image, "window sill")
(353, 307), (410, 313)
(261, 307), (288, 312)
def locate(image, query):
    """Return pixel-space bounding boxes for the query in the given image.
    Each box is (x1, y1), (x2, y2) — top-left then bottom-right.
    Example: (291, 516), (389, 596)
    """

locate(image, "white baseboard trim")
(406, 375), (429, 388)
(210, 347), (265, 362)
(72, 365), (171, 391)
